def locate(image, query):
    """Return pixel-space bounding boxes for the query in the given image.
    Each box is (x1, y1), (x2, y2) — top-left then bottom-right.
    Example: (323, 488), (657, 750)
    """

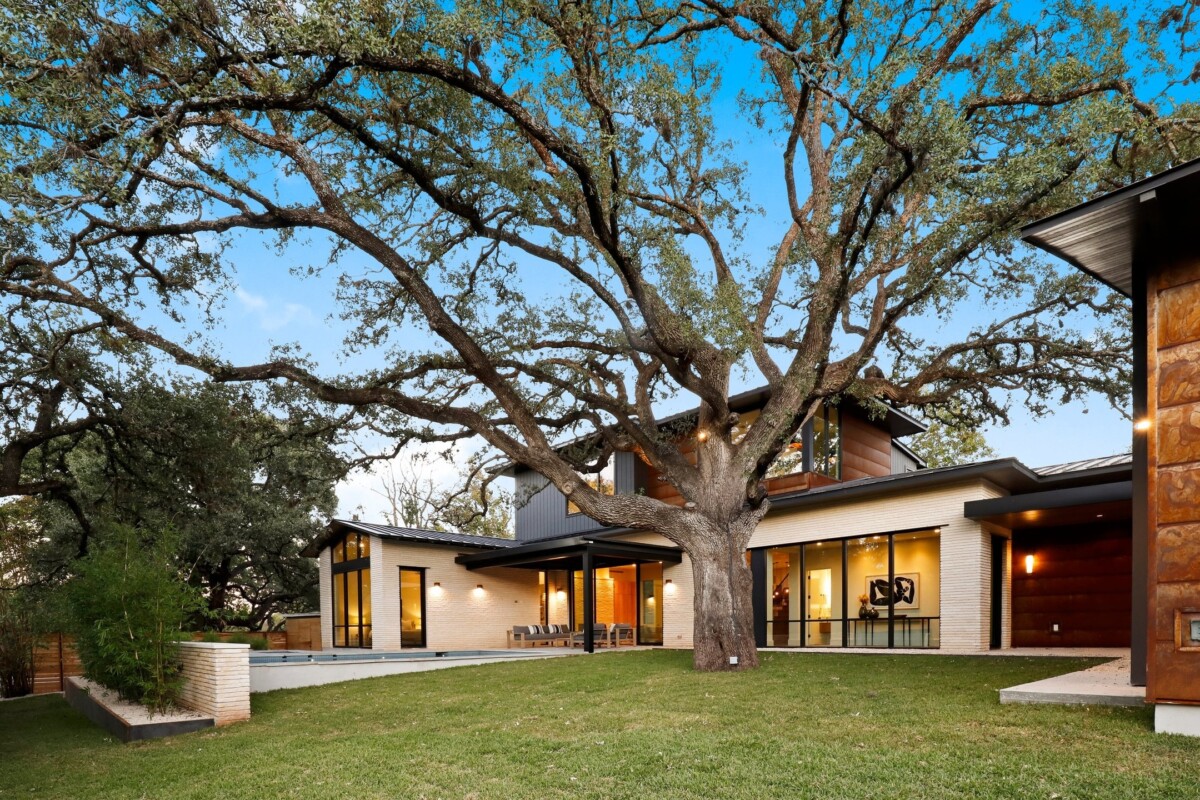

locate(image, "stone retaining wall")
(177, 641), (250, 726)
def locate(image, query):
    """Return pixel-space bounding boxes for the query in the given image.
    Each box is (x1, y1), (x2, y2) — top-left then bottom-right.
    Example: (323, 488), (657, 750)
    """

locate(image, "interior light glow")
(1025, 555), (1035, 574)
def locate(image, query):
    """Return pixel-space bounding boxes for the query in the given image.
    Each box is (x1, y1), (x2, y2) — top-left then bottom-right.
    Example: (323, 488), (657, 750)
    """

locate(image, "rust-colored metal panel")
(1152, 641), (1200, 703)
(1157, 279), (1200, 348)
(1156, 524), (1200, 583)
(1159, 340), (1200, 408)
(1157, 463), (1200, 525)
(1156, 257), (1200, 291)
(1154, 581), (1200, 641)
(1010, 525), (1132, 648)
(1157, 403), (1200, 466)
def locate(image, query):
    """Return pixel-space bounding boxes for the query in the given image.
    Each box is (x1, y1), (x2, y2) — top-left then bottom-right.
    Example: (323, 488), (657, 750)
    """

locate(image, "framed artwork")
(866, 573), (919, 610)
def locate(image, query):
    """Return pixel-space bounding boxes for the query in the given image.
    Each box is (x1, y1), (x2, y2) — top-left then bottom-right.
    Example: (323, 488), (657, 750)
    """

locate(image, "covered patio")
(456, 535), (683, 652)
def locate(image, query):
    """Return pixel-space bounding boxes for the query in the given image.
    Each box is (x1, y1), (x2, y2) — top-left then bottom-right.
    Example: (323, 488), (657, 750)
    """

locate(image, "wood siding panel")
(1011, 524), (1132, 648)
(839, 413), (893, 482)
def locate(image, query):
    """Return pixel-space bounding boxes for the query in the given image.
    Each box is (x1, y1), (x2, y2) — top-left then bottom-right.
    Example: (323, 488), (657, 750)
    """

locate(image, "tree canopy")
(0, 0), (1195, 668)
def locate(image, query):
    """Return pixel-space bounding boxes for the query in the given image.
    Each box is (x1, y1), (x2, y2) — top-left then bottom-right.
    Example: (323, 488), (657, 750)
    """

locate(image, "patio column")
(582, 549), (595, 653)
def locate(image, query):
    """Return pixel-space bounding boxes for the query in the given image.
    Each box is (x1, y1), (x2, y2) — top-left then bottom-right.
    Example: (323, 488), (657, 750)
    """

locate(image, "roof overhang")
(454, 535), (683, 571)
(963, 481), (1132, 529)
(1021, 157), (1200, 297)
(301, 519), (514, 558)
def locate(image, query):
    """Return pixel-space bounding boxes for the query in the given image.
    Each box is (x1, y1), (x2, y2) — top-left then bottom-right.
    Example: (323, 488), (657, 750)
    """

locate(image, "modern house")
(304, 390), (1133, 657)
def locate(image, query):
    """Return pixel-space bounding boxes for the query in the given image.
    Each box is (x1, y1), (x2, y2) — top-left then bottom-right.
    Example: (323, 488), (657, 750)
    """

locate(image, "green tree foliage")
(0, 590), (34, 698)
(0, 0), (1193, 669)
(909, 421), (998, 469)
(54, 380), (347, 629)
(66, 525), (201, 711)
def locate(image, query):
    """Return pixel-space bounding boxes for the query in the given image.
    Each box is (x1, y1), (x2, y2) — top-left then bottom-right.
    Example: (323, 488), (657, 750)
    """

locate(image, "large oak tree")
(0, 0), (1191, 669)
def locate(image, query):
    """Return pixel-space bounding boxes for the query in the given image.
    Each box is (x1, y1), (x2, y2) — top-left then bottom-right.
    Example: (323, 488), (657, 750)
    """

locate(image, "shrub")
(199, 631), (222, 643)
(66, 526), (200, 712)
(249, 636), (269, 651)
(0, 593), (33, 698)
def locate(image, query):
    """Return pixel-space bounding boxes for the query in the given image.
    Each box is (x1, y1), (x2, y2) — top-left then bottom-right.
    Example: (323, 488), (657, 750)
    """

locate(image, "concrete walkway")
(999, 654), (1144, 707)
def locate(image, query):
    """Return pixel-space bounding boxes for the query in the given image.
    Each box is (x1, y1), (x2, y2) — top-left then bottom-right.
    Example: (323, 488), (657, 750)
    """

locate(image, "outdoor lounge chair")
(609, 623), (635, 646)
(571, 623), (610, 647)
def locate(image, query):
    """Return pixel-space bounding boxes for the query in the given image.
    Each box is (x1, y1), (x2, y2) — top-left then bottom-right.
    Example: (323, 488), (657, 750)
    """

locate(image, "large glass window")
(759, 528), (940, 650)
(848, 536), (889, 648)
(813, 404), (841, 479)
(803, 541), (844, 647)
(892, 529), (941, 648)
(766, 546), (801, 646)
(399, 567), (425, 648)
(331, 531), (372, 648)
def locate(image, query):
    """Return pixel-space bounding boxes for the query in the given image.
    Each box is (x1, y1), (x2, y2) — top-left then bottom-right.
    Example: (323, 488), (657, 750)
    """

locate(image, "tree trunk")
(688, 522), (760, 672)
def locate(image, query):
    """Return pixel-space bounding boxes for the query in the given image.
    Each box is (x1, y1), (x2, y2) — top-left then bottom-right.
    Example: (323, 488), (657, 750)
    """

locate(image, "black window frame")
(397, 566), (427, 649)
(330, 531), (372, 648)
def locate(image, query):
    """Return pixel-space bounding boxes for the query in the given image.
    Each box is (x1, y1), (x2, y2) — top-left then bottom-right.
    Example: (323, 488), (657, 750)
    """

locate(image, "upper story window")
(567, 460), (615, 515)
(813, 404), (841, 480)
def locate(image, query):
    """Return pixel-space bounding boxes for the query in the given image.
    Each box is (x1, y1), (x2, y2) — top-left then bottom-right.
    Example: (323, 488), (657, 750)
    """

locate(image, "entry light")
(431, 581), (443, 596)
(1134, 418), (1152, 432)
(664, 579), (675, 595)
(474, 584), (485, 597)
(1025, 555), (1035, 574)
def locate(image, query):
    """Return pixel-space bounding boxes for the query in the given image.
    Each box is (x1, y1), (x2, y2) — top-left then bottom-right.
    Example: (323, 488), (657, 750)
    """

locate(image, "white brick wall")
(374, 541), (542, 650)
(177, 642), (250, 726)
(318, 547), (332, 650)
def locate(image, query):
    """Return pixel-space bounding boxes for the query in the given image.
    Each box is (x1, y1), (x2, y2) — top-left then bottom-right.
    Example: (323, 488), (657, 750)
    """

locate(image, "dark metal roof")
(454, 534), (683, 571)
(301, 519), (516, 558)
(760, 451), (1132, 514)
(1032, 453), (1132, 476)
(1021, 157), (1200, 297)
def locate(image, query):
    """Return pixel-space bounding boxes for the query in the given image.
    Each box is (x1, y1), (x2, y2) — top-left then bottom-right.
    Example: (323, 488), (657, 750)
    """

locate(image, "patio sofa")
(507, 624), (572, 648)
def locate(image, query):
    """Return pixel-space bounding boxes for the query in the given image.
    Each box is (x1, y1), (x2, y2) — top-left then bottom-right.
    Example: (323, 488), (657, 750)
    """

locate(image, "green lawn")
(2, 651), (1198, 799)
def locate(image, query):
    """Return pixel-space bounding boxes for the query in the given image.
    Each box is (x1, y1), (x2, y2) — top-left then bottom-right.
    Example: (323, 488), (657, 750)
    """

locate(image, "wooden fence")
(32, 634), (82, 695)
(31, 628), (297, 695)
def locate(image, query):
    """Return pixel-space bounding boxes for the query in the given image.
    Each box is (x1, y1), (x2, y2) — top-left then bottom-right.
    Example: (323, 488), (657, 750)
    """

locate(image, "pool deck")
(249, 647), (585, 693)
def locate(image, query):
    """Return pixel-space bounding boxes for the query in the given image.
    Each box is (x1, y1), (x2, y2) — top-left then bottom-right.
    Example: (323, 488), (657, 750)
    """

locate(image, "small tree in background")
(0, 591), (33, 698)
(66, 526), (200, 712)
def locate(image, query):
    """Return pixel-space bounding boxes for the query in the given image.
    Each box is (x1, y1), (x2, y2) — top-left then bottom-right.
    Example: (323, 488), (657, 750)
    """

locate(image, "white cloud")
(234, 286), (316, 331)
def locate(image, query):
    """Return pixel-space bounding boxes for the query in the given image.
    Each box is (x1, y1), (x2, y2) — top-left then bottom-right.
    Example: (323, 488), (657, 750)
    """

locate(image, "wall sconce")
(431, 581), (443, 596)
(1134, 418), (1152, 432)
(473, 583), (485, 597)
(555, 588), (566, 600)
(1025, 555), (1035, 574)
(664, 578), (675, 595)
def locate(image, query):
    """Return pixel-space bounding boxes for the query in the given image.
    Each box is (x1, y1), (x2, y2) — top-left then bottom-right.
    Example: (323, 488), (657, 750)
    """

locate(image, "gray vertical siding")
(513, 452), (640, 541)
(891, 445), (921, 475)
